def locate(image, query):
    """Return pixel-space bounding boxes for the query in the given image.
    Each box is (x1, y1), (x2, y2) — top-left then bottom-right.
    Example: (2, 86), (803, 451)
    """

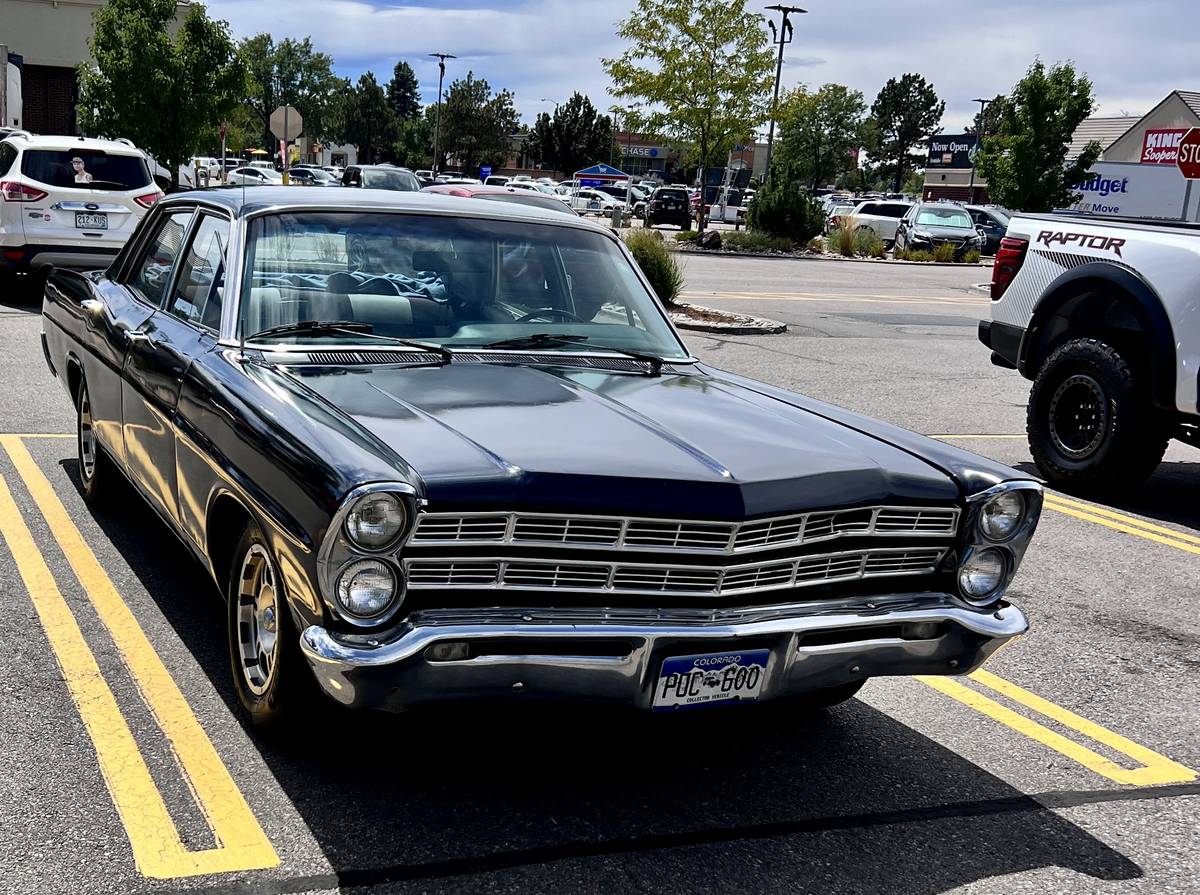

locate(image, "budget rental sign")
(1141, 128), (1189, 164)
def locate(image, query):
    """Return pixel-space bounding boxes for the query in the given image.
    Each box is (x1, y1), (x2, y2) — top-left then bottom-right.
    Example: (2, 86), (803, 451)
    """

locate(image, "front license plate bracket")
(652, 648), (771, 711)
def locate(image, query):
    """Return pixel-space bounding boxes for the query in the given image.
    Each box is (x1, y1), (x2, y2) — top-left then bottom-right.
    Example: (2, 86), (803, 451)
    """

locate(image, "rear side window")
(21, 149), (152, 191)
(880, 204), (910, 218)
(169, 214), (229, 331)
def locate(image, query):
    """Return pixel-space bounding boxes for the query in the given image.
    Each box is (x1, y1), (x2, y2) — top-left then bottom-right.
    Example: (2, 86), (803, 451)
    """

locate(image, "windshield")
(361, 169), (421, 191)
(238, 211), (686, 357)
(22, 149), (152, 191)
(916, 207), (973, 229)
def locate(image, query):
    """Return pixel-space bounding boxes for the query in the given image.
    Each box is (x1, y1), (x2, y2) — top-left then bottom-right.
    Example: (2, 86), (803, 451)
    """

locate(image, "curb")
(668, 301), (787, 335)
(676, 247), (990, 269)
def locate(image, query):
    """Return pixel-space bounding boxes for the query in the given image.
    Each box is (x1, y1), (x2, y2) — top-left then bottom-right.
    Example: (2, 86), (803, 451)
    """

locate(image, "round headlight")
(336, 558), (399, 618)
(979, 491), (1025, 541)
(345, 492), (407, 549)
(958, 547), (1006, 602)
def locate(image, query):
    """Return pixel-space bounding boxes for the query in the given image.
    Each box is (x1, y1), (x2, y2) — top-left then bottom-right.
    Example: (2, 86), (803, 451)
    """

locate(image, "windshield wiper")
(480, 333), (665, 376)
(247, 320), (452, 361)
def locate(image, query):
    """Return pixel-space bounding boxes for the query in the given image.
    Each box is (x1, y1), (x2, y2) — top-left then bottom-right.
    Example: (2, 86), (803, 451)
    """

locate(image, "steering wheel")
(516, 307), (586, 323)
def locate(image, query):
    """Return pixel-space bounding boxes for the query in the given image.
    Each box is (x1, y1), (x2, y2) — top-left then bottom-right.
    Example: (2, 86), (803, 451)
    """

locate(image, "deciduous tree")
(78, 0), (244, 187)
(775, 83), (867, 190)
(603, 0), (774, 174)
(869, 73), (945, 192)
(439, 72), (519, 174)
(522, 92), (616, 176)
(975, 61), (1099, 212)
(239, 34), (342, 154)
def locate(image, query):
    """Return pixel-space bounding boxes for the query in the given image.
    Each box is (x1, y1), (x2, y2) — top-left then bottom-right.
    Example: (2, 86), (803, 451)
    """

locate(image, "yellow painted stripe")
(0, 470), (186, 877)
(1042, 497), (1200, 557)
(928, 434), (1027, 440)
(678, 291), (978, 306)
(919, 672), (1196, 785)
(0, 433), (74, 438)
(1044, 494), (1200, 547)
(1, 436), (278, 877)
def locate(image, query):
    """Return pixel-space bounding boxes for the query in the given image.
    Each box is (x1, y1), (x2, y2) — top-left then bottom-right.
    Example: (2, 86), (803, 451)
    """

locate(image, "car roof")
(2, 133), (147, 154)
(161, 186), (606, 229)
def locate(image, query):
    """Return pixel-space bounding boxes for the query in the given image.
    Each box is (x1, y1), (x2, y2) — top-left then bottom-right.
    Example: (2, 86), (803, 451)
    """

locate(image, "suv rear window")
(22, 149), (152, 191)
(656, 189), (687, 201)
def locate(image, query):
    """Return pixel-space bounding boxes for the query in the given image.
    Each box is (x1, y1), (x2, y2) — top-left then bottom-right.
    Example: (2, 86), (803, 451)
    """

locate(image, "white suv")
(843, 199), (913, 246)
(0, 133), (162, 278)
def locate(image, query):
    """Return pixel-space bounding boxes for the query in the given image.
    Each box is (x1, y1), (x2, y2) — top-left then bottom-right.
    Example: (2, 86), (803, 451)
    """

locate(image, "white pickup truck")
(980, 213), (1199, 489)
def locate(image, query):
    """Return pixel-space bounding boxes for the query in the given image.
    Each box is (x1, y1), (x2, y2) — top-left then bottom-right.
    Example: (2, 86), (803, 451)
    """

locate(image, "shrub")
(625, 228), (684, 304)
(723, 231), (793, 253)
(832, 218), (858, 256)
(675, 229), (701, 243)
(806, 236), (825, 254)
(963, 248), (982, 264)
(745, 176), (824, 242)
(895, 248), (934, 262)
(932, 242), (958, 263)
(853, 228), (885, 258)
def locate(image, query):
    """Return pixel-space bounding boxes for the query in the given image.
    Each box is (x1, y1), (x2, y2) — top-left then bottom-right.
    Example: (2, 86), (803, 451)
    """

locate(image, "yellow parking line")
(0, 436), (278, 878)
(0, 433), (74, 438)
(919, 670), (1196, 786)
(1045, 494), (1200, 547)
(1042, 497), (1200, 557)
(927, 434), (1027, 439)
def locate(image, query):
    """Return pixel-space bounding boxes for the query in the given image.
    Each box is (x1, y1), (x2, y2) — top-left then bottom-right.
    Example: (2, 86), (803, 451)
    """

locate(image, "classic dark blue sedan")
(41, 187), (1042, 726)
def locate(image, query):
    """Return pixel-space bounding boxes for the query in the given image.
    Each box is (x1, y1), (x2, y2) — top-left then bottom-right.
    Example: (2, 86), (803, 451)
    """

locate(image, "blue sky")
(205, 0), (1199, 134)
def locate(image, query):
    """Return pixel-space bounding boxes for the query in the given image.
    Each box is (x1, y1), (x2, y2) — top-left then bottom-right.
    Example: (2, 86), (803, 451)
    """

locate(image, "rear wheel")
(77, 376), (114, 505)
(1027, 337), (1170, 489)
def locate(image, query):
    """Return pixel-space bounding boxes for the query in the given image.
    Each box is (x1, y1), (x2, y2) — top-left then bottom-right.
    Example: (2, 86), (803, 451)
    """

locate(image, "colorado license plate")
(652, 649), (770, 711)
(75, 212), (108, 230)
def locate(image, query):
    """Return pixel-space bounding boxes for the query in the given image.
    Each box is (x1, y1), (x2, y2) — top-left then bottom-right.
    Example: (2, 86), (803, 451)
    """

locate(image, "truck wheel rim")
(236, 544), (280, 697)
(78, 384), (96, 482)
(1049, 374), (1108, 459)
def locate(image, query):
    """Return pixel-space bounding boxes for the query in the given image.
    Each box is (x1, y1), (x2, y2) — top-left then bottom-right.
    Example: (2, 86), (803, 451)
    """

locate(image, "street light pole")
(968, 97), (990, 204)
(429, 52), (456, 175)
(764, 5), (806, 185)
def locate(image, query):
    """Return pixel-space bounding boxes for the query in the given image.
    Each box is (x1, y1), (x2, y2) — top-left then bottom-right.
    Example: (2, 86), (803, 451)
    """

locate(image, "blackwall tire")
(77, 376), (113, 506)
(1027, 338), (1169, 490)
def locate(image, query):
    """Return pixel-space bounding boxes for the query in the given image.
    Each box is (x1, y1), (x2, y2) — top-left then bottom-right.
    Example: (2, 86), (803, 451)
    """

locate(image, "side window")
(168, 214), (230, 331)
(126, 210), (195, 307)
(0, 143), (17, 177)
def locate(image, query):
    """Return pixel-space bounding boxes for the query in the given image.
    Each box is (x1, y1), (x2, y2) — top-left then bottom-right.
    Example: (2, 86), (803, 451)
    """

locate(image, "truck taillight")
(0, 181), (48, 202)
(134, 190), (164, 208)
(991, 237), (1029, 300)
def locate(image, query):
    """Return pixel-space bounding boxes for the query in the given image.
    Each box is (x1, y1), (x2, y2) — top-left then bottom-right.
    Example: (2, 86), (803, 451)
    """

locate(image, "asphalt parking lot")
(0, 255), (1197, 895)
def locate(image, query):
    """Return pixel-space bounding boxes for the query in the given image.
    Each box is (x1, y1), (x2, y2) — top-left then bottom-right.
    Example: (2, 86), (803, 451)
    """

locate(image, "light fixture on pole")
(429, 52), (456, 175)
(764, 5), (806, 184)
(540, 98), (561, 114)
(968, 97), (990, 205)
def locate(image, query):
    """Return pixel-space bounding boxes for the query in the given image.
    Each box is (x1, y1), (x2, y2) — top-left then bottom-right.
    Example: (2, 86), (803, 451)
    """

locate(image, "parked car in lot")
(824, 200), (860, 234)
(189, 156), (222, 181)
(965, 205), (1011, 256)
(422, 182), (577, 215)
(565, 188), (620, 215)
(842, 199), (912, 246)
(483, 175), (510, 186)
(980, 212), (1200, 490)
(644, 186), (692, 229)
(287, 167), (339, 186)
(341, 165), (422, 191)
(228, 166), (284, 186)
(0, 132), (162, 282)
(41, 186), (1041, 725)
(894, 203), (985, 256)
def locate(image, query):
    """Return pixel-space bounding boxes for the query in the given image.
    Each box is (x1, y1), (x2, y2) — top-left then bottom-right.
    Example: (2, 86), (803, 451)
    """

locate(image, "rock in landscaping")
(698, 229), (723, 250)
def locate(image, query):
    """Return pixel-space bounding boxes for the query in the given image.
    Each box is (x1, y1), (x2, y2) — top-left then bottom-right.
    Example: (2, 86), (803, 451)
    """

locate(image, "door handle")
(126, 330), (152, 344)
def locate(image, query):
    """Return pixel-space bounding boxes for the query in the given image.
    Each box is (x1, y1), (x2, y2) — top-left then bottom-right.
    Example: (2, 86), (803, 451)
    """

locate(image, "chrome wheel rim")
(78, 383), (96, 482)
(1049, 373), (1108, 459)
(236, 543), (280, 697)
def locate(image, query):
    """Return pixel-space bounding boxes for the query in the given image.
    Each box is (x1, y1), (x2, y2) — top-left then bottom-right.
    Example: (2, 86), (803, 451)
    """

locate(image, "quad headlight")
(345, 492), (407, 549)
(958, 547), (1006, 602)
(336, 558), (401, 618)
(978, 490), (1025, 541)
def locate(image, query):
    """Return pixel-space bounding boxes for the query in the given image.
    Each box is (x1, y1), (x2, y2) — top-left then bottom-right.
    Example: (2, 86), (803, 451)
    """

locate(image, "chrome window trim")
(409, 505), (961, 555)
(402, 545), (949, 599)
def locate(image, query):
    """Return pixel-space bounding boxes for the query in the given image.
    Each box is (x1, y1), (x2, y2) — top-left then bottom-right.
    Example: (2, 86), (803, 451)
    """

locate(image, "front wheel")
(226, 523), (312, 728)
(1027, 337), (1169, 490)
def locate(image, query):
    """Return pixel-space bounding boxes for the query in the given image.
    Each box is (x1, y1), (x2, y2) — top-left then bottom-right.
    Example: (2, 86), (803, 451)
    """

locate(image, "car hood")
(280, 361), (961, 517)
(917, 224), (977, 238)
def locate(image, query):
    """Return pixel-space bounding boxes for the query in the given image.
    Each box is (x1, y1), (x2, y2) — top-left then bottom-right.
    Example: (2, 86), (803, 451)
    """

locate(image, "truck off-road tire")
(227, 522), (313, 729)
(1027, 338), (1170, 490)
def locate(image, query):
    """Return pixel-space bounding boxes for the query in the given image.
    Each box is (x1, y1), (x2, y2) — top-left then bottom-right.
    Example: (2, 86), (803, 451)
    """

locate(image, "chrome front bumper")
(298, 593), (1027, 712)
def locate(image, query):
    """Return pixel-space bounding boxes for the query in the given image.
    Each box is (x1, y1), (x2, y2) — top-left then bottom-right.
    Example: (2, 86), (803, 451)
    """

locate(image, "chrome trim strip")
(409, 505), (961, 555)
(402, 546), (948, 598)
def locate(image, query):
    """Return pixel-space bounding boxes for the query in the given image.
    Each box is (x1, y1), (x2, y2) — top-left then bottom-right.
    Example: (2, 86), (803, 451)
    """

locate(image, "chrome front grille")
(409, 505), (959, 554)
(403, 547), (947, 598)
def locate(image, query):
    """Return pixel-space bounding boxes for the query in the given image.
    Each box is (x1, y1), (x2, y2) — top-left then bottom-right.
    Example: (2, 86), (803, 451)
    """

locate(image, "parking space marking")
(0, 436), (278, 878)
(927, 433), (1027, 439)
(1043, 494), (1200, 556)
(679, 290), (979, 306)
(919, 670), (1197, 786)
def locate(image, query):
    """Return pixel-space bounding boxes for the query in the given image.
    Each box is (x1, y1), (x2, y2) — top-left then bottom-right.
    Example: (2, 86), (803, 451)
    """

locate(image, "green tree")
(776, 83), (867, 190)
(603, 0), (774, 174)
(975, 61), (1099, 212)
(387, 60), (421, 122)
(439, 71), (519, 174)
(902, 169), (924, 195)
(967, 94), (1009, 136)
(522, 92), (616, 176)
(335, 73), (398, 164)
(869, 73), (945, 192)
(392, 110), (433, 168)
(239, 34), (342, 155)
(78, 0), (244, 188)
